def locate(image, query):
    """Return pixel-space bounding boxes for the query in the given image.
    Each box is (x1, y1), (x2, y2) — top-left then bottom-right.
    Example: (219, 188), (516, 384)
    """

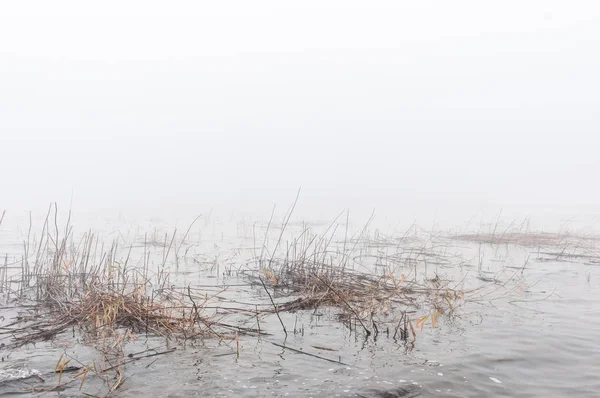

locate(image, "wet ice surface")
(0, 365), (41, 382)
(1, 215), (600, 397)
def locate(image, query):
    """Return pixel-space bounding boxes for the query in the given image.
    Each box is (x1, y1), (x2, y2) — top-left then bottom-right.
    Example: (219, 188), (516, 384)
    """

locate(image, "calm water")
(0, 214), (599, 397)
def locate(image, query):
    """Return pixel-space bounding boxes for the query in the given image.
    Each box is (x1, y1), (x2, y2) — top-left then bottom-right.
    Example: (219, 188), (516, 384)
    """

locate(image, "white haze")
(1, 1), (599, 231)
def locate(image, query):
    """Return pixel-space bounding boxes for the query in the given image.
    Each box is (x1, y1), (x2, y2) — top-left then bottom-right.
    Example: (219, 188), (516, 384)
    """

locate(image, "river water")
(0, 212), (599, 397)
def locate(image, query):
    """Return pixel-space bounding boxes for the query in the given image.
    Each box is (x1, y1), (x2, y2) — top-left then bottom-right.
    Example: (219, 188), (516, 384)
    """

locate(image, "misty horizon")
(2, 1), (599, 231)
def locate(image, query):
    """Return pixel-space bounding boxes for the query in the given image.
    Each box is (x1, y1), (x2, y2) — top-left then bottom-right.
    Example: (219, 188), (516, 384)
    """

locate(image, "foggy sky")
(1, 1), (599, 229)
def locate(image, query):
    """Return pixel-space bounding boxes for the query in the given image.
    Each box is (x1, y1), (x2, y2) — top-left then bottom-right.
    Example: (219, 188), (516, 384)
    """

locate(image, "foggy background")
(1, 1), (599, 230)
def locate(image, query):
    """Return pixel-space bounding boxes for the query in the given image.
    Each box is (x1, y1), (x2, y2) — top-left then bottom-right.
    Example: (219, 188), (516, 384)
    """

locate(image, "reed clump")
(257, 264), (462, 318)
(0, 205), (228, 353)
(4, 284), (217, 349)
(454, 230), (600, 264)
(454, 231), (574, 246)
(244, 210), (477, 337)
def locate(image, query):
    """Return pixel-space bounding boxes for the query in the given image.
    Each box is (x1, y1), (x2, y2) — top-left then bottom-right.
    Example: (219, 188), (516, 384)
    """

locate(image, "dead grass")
(0, 205), (526, 394)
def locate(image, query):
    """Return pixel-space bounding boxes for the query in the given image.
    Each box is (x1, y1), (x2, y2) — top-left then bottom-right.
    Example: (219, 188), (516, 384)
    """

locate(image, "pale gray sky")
(1, 1), (599, 228)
